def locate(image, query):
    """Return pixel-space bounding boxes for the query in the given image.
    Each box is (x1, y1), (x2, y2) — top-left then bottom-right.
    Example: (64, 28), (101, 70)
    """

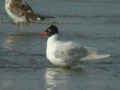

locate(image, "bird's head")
(40, 25), (59, 36)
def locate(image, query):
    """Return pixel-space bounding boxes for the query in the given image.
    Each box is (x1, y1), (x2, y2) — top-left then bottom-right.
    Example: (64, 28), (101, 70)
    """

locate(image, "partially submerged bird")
(5, 0), (55, 32)
(40, 25), (111, 68)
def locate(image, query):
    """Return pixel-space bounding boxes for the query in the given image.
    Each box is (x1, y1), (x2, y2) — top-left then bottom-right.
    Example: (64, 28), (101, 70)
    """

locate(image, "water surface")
(0, 0), (119, 90)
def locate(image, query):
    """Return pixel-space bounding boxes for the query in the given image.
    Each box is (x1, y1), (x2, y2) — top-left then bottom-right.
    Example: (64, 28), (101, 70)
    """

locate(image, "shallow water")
(0, 0), (120, 90)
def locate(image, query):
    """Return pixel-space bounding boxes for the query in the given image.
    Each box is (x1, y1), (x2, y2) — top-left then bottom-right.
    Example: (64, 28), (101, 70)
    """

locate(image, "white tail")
(81, 54), (111, 61)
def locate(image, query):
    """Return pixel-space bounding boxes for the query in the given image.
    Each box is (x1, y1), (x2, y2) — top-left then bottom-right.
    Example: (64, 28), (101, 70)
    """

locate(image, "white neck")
(46, 34), (58, 60)
(47, 34), (58, 44)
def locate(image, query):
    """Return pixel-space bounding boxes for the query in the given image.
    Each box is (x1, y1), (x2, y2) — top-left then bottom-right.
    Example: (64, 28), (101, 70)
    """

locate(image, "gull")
(40, 25), (111, 68)
(5, 0), (55, 32)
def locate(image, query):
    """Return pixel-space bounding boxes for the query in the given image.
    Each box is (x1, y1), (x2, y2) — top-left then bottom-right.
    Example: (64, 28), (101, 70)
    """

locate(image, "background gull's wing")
(20, 1), (56, 22)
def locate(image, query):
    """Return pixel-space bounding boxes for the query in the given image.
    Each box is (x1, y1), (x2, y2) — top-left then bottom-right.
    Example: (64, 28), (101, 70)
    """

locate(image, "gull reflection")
(45, 67), (73, 90)
(2, 32), (43, 50)
(2, 33), (30, 50)
(0, 80), (15, 90)
(3, 33), (17, 49)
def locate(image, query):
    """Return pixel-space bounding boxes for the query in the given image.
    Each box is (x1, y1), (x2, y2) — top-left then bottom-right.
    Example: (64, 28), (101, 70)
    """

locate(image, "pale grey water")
(0, 0), (120, 90)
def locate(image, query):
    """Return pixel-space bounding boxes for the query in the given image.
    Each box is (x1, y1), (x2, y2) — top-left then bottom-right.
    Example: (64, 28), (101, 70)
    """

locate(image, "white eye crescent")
(48, 29), (51, 32)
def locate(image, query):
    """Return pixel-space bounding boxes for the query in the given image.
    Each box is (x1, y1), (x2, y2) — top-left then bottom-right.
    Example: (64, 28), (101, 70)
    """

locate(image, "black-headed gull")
(40, 25), (111, 68)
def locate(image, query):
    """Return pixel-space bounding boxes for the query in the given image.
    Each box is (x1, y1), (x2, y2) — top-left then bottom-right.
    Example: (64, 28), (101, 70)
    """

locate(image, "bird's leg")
(16, 23), (19, 32)
(22, 22), (24, 32)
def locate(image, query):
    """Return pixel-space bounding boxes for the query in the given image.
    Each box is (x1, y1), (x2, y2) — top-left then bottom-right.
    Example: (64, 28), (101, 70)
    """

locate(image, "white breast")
(46, 35), (72, 67)
(5, 0), (26, 23)
(46, 34), (111, 67)
(6, 8), (26, 23)
(46, 35), (59, 65)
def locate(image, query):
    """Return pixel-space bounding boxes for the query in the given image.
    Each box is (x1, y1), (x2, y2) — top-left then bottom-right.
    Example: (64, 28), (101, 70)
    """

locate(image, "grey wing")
(55, 44), (89, 62)
(20, 0), (55, 21)
(68, 46), (89, 60)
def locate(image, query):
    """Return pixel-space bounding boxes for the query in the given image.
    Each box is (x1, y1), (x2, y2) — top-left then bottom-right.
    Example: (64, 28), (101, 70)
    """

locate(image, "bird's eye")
(48, 29), (51, 32)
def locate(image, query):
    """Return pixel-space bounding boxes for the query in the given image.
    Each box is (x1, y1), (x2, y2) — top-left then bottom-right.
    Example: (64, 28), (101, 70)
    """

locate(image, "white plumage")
(5, 7), (26, 23)
(46, 34), (110, 67)
(41, 25), (111, 67)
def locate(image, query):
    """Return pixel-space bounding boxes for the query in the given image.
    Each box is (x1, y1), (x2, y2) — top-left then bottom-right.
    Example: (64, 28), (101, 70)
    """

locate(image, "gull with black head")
(40, 25), (111, 68)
